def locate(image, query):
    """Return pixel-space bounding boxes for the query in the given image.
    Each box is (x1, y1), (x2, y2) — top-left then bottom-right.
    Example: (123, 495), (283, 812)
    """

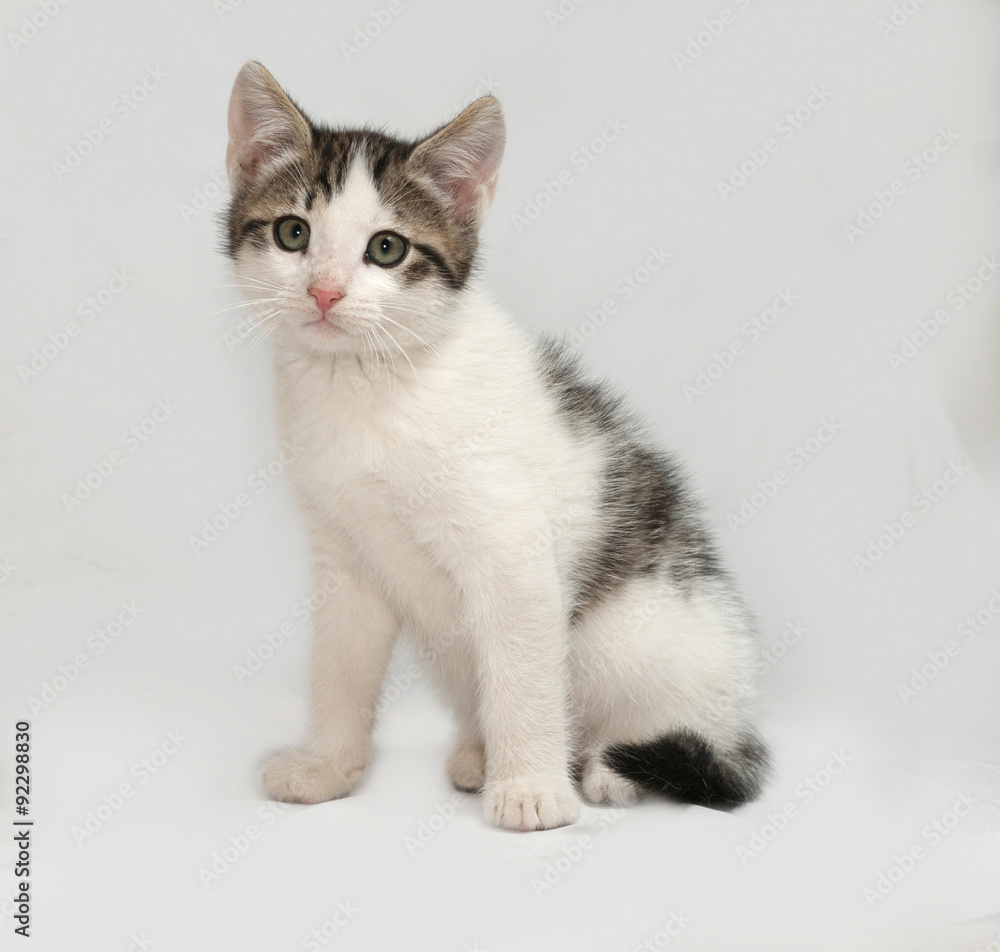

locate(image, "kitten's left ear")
(409, 97), (506, 223)
(226, 61), (311, 190)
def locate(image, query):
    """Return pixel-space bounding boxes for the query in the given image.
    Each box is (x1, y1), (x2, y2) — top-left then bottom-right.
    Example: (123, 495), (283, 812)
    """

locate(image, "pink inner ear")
(226, 65), (309, 187)
(412, 101), (505, 221)
(437, 141), (503, 221)
(446, 177), (483, 220)
(231, 136), (279, 182)
(227, 93), (270, 182)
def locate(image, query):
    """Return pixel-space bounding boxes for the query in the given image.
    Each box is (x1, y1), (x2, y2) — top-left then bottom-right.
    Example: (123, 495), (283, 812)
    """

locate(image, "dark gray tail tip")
(603, 728), (771, 810)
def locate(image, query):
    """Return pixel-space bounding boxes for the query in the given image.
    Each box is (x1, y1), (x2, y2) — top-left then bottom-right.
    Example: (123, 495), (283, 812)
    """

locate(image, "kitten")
(224, 61), (769, 832)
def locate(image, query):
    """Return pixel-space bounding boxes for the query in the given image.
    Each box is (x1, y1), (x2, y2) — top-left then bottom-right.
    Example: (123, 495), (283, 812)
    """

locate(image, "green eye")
(365, 232), (408, 267)
(274, 217), (310, 251)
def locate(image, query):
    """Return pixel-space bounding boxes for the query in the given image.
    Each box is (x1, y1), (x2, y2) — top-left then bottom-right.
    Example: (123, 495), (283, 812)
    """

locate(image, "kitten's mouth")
(302, 315), (343, 335)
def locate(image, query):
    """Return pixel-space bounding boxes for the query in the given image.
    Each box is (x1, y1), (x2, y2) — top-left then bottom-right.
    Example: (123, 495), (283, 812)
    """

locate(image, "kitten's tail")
(603, 728), (770, 808)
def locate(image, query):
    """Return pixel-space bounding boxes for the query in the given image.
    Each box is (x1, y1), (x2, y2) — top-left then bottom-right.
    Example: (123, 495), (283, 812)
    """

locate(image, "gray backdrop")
(2, 1), (1000, 950)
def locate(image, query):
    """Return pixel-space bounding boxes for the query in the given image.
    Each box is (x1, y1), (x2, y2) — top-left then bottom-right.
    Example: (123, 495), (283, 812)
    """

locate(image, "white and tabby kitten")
(224, 62), (769, 831)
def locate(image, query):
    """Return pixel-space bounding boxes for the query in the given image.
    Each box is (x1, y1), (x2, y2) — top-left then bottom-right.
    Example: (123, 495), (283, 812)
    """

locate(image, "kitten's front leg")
(473, 593), (580, 832)
(262, 556), (399, 805)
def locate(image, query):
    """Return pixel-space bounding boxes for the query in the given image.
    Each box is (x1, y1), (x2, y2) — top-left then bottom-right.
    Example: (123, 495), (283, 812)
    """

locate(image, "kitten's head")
(223, 61), (505, 358)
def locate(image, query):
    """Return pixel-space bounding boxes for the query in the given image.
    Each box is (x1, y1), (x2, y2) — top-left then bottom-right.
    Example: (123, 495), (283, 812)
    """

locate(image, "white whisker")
(375, 308), (444, 361)
(368, 322), (398, 395)
(199, 297), (285, 323)
(374, 320), (420, 387)
(216, 307), (280, 353)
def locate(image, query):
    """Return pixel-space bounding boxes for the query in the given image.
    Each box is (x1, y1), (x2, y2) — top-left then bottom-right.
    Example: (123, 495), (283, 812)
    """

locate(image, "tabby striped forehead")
(225, 126), (478, 291)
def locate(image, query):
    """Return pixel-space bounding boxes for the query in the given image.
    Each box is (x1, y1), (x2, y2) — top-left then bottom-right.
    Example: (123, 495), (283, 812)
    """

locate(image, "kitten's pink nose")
(308, 285), (344, 316)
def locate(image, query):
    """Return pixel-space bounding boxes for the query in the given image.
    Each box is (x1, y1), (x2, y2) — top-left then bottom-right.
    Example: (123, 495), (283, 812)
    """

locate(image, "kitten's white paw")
(483, 777), (579, 832)
(262, 747), (364, 805)
(447, 735), (486, 793)
(580, 757), (639, 807)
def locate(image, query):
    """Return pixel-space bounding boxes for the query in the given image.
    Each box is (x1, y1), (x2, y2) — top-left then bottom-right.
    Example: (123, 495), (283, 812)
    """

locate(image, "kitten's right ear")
(226, 61), (311, 190)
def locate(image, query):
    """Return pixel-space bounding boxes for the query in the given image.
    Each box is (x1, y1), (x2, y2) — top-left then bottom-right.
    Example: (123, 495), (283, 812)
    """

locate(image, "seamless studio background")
(2, 1), (1000, 950)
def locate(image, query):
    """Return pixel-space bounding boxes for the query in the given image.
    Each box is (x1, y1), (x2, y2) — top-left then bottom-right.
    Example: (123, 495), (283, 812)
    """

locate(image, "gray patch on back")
(534, 338), (726, 625)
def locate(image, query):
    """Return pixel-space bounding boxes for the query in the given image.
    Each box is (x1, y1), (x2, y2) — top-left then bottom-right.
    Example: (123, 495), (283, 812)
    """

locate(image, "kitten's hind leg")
(578, 751), (640, 807)
(571, 573), (770, 809)
(447, 731), (486, 793)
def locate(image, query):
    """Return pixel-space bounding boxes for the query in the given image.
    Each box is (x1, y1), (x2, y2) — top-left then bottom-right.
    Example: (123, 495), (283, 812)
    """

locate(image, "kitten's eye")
(274, 217), (310, 252)
(365, 232), (408, 268)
